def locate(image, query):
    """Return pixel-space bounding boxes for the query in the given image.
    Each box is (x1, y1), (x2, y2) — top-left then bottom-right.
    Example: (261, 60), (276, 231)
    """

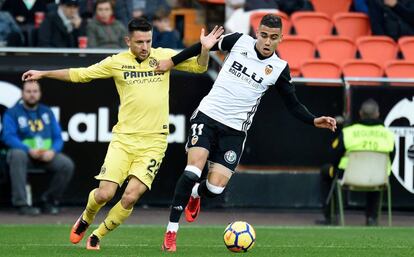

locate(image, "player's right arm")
(22, 69), (71, 82)
(22, 56), (113, 83)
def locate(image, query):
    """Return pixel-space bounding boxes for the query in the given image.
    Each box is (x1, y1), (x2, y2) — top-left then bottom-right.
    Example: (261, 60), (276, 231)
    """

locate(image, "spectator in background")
(87, 0), (127, 48)
(1, 81), (74, 216)
(0, 11), (24, 46)
(79, 0), (96, 19)
(152, 8), (184, 49)
(366, 0), (414, 41)
(317, 99), (395, 226)
(114, 0), (133, 27)
(1, 0), (47, 26)
(37, 0), (86, 47)
(115, 0), (171, 26)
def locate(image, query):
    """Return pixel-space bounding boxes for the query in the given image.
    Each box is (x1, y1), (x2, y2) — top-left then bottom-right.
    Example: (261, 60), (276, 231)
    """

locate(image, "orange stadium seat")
(300, 59), (342, 78)
(291, 12), (333, 43)
(384, 60), (414, 78)
(310, 0), (352, 18)
(357, 36), (398, 68)
(333, 12), (371, 42)
(317, 36), (356, 65)
(342, 60), (384, 77)
(250, 11), (291, 35)
(398, 36), (414, 61)
(277, 36), (316, 77)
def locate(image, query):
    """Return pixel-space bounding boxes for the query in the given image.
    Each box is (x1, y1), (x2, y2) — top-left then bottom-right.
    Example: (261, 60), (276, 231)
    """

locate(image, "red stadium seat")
(398, 36), (414, 61)
(250, 11), (291, 35)
(277, 36), (316, 77)
(342, 60), (384, 77)
(310, 0), (352, 18)
(384, 60), (414, 78)
(291, 12), (333, 43)
(300, 59), (342, 78)
(357, 36), (398, 68)
(333, 12), (371, 42)
(317, 36), (356, 65)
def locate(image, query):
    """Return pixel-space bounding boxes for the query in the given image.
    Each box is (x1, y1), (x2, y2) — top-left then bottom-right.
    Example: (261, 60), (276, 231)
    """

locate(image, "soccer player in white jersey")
(158, 14), (337, 252)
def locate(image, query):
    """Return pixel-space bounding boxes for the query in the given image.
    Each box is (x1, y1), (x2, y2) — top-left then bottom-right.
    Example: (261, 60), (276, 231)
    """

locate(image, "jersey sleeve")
(170, 32), (243, 65)
(69, 56), (113, 83)
(164, 48), (208, 73)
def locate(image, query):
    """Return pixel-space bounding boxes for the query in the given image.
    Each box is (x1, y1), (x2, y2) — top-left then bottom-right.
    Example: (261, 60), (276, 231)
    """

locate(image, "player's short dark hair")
(260, 14), (282, 29)
(128, 18), (152, 33)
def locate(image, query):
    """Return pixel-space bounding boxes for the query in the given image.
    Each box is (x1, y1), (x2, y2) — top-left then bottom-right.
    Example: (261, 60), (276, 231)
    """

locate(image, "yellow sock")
(93, 201), (133, 239)
(82, 189), (106, 224)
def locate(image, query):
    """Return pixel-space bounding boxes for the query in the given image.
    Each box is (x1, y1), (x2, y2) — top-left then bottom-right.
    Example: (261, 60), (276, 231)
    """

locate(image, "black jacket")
(37, 11), (85, 47)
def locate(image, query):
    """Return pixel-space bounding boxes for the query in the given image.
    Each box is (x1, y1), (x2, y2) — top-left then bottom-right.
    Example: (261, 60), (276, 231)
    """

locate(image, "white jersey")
(198, 34), (288, 132)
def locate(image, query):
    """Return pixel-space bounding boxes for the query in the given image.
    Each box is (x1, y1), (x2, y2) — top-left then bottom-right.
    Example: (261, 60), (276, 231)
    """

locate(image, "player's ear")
(125, 35), (130, 47)
(279, 34), (283, 43)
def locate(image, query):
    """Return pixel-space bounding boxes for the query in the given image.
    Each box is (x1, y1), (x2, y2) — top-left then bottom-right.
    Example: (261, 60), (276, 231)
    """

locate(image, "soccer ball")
(223, 221), (256, 252)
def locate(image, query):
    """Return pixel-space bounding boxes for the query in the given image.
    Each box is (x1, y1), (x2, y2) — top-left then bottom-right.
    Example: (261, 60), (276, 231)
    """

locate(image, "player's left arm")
(276, 65), (337, 132)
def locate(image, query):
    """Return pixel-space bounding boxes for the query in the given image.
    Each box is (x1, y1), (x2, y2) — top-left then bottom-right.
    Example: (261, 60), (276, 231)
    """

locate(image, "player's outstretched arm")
(22, 69), (71, 82)
(156, 26), (224, 72)
(314, 116), (337, 132)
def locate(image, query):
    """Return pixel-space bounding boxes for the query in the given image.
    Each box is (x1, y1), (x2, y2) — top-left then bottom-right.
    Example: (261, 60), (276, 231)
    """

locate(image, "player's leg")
(70, 134), (131, 244)
(87, 133), (167, 250)
(186, 163), (231, 222)
(188, 124), (245, 218)
(162, 147), (208, 252)
(70, 180), (118, 244)
(88, 176), (148, 250)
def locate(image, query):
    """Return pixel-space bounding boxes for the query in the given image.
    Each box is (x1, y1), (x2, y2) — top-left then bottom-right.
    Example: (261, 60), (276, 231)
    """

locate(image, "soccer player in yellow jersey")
(22, 18), (224, 250)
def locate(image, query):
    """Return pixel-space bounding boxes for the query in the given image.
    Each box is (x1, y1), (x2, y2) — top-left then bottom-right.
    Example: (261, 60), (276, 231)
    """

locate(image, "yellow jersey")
(69, 48), (207, 134)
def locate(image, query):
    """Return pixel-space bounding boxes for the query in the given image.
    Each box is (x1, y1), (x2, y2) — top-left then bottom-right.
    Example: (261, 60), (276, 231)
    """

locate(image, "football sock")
(191, 183), (200, 198)
(169, 167), (201, 223)
(82, 189), (106, 224)
(198, 180), (224, 198)
(167, 222), (179, 232)
(93, 201), (133, 239)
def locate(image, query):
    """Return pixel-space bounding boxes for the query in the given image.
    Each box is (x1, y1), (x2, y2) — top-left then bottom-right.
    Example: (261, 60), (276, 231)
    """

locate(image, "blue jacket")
(1, 101), (63, 153)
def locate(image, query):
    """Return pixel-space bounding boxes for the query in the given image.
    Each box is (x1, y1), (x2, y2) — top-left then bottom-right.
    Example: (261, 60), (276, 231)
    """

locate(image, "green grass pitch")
(0, 225), (413, 257)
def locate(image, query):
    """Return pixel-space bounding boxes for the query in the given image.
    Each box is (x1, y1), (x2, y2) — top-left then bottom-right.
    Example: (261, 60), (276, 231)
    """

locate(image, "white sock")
(167, 222), (179, 232)
(191, 183), (200, 198)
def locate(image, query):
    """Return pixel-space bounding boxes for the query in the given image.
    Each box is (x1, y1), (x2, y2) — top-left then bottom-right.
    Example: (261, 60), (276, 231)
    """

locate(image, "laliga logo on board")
(0, 81), (186, 144)
(385, 96), (414, 194)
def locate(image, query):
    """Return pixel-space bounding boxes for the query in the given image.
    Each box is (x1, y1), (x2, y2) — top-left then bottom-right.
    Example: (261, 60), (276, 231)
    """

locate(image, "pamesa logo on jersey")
(385, 96), (414, 193)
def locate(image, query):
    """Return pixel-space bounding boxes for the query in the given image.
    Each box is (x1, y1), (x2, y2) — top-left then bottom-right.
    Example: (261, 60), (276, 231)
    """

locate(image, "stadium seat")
(333, 12), (371, 42)
(310, 0), (352, 18)
(398, 36), (414, 61)
(384, 60), (414, 78)
(335, 151), (392, 226)
(300, 59), (342, 78)
(357, 36), (398, 68)
(277, 36), (316, 77)
(291, 12), (333, 43)
(342, 60), (384, 77)
(316, 36), (356, 65)
(250, 11), (291, 35)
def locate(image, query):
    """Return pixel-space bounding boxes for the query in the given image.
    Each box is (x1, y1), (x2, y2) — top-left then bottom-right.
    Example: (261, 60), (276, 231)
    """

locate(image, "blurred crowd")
(0, 0), (191, 48)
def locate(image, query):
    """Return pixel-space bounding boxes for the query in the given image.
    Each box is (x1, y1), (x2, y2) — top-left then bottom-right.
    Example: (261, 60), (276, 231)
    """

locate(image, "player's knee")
(205, 180), (225, 198)
(95, 188), (115, 203)
(121, 193), (138, 208)
(183, 165), (202, 181)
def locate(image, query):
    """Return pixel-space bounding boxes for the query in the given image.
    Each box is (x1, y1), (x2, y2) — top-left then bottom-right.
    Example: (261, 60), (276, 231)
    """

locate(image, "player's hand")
(155, 59), (174, 72)
(200, 25), (224, 51)
(22, 70), (44, 81)
(39, 150), (55, 162)
(314, 116), (337, 132)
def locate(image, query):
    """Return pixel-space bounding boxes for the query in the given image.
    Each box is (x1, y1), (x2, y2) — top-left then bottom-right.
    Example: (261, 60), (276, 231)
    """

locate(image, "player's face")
(126, 30), (152, 61)
(22, 81), (41, 107)
(255, 25), (282, 57)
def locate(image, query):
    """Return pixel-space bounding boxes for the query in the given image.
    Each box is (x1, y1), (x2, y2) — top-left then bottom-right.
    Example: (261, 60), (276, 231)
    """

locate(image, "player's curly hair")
(260, 14), (282, 29)
(128, 17), (152, 33)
